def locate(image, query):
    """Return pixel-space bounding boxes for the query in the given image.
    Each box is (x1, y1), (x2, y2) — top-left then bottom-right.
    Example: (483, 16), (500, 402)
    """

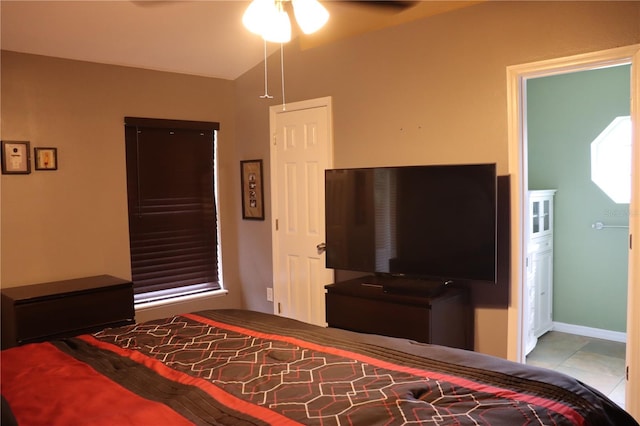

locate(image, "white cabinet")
(532, 247), (553, 336)
(529, 190), (555, 240)
(524, 190), (556, 355)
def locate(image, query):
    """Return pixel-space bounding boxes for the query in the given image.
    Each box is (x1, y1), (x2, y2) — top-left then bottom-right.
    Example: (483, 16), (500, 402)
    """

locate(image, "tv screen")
(325, 163), (497, 284)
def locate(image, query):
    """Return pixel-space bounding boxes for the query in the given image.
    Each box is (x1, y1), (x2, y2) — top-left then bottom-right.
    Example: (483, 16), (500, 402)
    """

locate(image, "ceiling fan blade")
(343, 1), (419, 13)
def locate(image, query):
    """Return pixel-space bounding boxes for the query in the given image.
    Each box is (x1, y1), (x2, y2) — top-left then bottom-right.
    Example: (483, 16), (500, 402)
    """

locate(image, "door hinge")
(275, 219), (279, 231)
(630, 234), (633, 250)
(277, 302), (282, 314)
(627, 365), (629, 380)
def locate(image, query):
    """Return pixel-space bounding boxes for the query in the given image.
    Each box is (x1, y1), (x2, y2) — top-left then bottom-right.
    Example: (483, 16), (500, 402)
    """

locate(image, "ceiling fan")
(130, 0), (477, 49)
(345, 1), (419, 12)
(131, 0), (418, 10)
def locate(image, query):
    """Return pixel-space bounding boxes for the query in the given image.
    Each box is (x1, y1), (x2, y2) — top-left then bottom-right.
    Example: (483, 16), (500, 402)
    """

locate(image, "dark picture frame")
(34, 147), (58, 171)
(1, 141), (31, 174)
(241, 159), (265, 220)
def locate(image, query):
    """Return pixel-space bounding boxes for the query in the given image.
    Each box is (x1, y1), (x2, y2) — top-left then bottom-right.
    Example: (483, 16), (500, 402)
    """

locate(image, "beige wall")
(234, 1), (640, 357)
(1, 1), (638, 358)
(0, 52), (244, 311)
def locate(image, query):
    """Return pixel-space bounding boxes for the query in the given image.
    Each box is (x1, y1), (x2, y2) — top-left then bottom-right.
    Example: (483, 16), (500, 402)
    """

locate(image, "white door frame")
(506, 44), (640, 417)
(269, 96), (334, 318)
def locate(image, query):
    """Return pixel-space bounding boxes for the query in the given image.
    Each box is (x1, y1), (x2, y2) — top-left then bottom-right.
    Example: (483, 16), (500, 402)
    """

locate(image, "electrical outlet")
(267, 287), (273, 302)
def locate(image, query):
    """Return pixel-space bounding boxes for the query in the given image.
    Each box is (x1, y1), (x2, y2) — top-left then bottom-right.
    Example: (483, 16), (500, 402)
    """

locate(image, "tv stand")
(325, 276), (472, 350)
(382, 278), (449, 297)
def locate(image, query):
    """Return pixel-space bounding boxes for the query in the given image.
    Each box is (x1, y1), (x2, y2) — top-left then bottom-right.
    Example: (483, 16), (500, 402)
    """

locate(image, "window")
(124, 117), (221, 304)
(591, 115), (632, 204)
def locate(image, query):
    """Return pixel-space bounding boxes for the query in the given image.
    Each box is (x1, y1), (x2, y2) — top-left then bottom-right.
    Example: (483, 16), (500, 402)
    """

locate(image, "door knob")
(316, 242), (326, 254)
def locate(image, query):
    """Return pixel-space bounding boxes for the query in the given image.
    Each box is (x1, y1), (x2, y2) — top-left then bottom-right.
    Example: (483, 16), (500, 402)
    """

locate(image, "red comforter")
(1, 309), (637, 425)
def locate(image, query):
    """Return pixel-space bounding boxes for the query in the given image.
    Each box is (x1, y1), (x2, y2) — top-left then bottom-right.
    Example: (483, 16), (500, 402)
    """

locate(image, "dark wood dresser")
(1, 275), (135, 349)
(325, 276), (473, 350)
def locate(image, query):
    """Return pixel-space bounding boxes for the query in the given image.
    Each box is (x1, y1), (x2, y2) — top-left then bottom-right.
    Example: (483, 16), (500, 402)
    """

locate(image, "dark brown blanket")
(2, 309), (637, 425)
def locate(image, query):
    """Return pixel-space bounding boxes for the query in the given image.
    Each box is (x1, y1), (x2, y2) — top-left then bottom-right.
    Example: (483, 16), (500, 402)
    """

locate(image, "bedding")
(1, 309), (637, 426)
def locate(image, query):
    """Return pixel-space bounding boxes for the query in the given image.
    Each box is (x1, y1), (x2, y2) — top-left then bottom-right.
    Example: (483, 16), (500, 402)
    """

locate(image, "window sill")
(134, 288), (228, 310)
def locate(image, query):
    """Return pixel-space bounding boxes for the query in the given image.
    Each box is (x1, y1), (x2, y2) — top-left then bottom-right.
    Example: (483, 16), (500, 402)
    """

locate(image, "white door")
(270, 97), (334, 326)
(626, 46), (640, 419)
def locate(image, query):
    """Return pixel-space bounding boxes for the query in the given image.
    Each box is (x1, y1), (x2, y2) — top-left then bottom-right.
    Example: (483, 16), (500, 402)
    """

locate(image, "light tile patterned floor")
(526, 331), (626, 409)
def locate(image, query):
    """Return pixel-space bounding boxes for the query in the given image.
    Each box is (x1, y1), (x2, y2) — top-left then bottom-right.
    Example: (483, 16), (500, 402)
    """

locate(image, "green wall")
(527, 65), (631, 333)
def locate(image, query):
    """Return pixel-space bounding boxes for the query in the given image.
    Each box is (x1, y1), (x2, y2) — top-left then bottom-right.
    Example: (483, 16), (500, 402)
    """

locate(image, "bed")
(1, 309), (637, 425)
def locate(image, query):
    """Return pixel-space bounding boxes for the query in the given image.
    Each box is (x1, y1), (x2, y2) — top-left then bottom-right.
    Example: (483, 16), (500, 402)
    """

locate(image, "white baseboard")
(552, 321), (626, 343)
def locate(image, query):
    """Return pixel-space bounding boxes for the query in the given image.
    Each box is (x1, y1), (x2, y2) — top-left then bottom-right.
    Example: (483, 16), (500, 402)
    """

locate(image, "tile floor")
(526, 331), (626, 409)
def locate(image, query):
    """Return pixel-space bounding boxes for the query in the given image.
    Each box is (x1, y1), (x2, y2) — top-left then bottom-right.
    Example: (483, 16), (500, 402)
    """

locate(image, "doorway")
(269, 97), (334, 327)
(523, 65), (631, 409)
(506, 45), (640, 417)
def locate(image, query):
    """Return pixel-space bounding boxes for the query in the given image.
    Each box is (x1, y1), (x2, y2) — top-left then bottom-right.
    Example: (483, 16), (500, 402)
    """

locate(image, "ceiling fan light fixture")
(292, 0), (329, 34)
(261, 4), (292, 43)
(242, 0), (277, 35)
(243, 0), (327, 42)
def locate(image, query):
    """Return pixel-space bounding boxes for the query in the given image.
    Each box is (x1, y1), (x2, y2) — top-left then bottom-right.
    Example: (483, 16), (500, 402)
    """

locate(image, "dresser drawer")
(14, 285), (134, 344)
(326, 293), (431, 343)
(325, 278), (472, 350)
(1, 275), (135, 349)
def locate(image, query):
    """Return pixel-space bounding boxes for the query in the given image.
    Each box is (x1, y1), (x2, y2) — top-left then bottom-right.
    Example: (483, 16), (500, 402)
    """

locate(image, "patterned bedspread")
(1, 309), (637, 425)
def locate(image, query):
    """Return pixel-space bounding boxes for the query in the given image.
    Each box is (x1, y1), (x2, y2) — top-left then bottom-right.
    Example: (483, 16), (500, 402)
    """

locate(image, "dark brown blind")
(124, 118), (220, 296)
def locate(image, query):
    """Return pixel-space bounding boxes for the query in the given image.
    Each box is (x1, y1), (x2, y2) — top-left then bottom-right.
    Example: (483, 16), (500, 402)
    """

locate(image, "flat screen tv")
(325, 163), (497, 289)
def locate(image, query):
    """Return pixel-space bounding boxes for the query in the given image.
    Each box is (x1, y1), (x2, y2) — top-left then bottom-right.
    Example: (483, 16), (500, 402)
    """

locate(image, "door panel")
(271, 99), (333, 326)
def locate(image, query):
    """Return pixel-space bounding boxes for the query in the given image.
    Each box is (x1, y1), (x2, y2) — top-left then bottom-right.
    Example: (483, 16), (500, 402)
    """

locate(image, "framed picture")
(240, 159), (264, 220)
(1, 141), (31, 174)
(34, 147), (58, 170)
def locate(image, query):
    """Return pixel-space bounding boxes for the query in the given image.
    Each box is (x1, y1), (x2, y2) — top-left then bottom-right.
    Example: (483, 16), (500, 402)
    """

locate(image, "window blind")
(124, 118), (220, 297)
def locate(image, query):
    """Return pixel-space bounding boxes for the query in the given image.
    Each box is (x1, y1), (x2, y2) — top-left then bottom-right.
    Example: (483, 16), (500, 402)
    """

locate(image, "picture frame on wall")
(240, 159), (265, 220)
(1, 141), (31, 174)
(34, 147), (58, 171)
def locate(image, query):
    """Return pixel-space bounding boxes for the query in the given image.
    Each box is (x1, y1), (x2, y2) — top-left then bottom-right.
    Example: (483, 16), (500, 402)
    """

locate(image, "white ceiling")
(1, 1), (270, 80)
(0, 1), (481, 80)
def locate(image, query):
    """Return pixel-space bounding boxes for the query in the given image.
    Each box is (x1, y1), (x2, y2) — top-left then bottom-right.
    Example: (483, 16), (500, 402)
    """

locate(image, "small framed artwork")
(240, 159), (265, 220)
(34, 147), (58, 170)
(1, 141), (31, 174)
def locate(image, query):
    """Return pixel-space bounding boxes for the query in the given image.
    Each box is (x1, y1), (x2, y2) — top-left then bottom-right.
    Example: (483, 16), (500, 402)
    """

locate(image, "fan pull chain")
(260, 39), (273, 99)
(280, 42), (286, 111)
